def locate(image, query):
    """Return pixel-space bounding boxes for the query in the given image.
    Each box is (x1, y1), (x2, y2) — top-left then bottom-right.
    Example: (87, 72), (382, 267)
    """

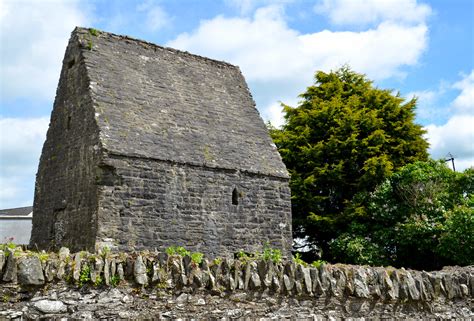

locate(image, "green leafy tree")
(438, 198), (474, 266)
(270, 67), (429, 260)
(357, 160), (473, 269)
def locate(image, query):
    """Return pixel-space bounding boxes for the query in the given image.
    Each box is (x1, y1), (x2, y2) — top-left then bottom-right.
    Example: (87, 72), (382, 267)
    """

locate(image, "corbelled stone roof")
(73, 27), (288, 178)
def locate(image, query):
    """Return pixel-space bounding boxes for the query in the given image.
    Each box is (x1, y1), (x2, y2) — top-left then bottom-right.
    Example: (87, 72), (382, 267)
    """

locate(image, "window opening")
(232, 187), (239, 205)
(67, 59), (75, 69)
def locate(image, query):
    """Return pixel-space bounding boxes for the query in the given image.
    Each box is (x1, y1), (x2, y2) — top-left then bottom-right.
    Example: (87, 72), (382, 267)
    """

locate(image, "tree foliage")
(270, 67), (429, 261)
(352, 160), (473, 269)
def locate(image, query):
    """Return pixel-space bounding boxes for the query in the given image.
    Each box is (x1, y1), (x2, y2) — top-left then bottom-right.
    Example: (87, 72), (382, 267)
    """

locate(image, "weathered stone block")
(17, 256), (45, 285)
(134, 255), (148, 286)
(353, 268), (370, 299)
(295, 265), (312, 295)
(33, 300), (67, 314)
(2, 250), (17, 283)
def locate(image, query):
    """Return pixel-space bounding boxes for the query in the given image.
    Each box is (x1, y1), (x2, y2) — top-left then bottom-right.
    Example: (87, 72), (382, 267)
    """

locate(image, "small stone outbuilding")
(30, 27), (292, 256)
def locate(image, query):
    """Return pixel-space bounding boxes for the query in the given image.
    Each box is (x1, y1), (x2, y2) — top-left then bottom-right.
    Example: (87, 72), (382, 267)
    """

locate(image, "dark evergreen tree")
(270, 67), (429, 261)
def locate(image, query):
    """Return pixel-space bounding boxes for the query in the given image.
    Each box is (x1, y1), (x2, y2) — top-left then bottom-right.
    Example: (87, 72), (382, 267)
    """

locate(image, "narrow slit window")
(67, 59), (75, 69)
(67, 116), (72, 130)
(232, 187), (239, 205)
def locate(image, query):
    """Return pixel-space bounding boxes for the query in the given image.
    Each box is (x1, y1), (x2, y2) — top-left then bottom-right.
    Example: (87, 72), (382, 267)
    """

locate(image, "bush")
(330, 234), (388, 266)
(438, 198), (474, 266)
(364, 160), (473, 269)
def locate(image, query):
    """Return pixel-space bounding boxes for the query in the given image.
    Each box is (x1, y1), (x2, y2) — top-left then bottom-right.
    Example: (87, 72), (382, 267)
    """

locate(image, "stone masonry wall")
(95, 155), (292, 257)
(0, 248), (472, 319)
(30, 33), (102, 252)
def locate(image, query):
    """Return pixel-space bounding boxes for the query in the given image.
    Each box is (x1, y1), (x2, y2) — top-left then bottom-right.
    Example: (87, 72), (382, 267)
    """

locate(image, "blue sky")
(0, 0), (473, 209)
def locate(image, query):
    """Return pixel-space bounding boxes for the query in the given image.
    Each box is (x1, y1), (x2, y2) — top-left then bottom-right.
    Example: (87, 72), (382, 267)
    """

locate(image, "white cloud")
(452, 71), (474, 115)
(423, 71), (474, 171)
(0, 117), (49, 208)
(137, 1), (172, 31)
(407, 90), (438, 104)
(0, 0), (89, 101)
(262, 97), (298, 128)
(169, 7), (427, 82)
(168, 5), (429, 126)
(406, 88), (449, 124)
(425, 115), (474, 171)
(314, 0), (432, 26)
(0, 176), (32, 209)
(264, 102), (286, 128)
(169, 6), (301, 81)
(299, 22), (427, 80)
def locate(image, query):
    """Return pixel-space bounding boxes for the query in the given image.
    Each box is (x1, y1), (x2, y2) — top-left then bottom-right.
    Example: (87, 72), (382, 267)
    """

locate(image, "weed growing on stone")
(110, 275), (120, 287)
(166, 246), (204, 266)
(310, 260), (327, 269)
(89, 28), (99, 36)
(235, 250), (254, 264)
(166, 246), (190, 257)
(100, 246), (110, 259)
(155, 279), (168, 290)
(2, 294), (10, 303)
(190, 252), (204, 265)
(37, 252), (49, 264)
(236, 249), (248, 259)
(212, 257), (222, 266)
(261, 242), (282, 264)
(79, 264), (91, 287)
(293, 253), (308, 267)
(94, 275), (104, 287)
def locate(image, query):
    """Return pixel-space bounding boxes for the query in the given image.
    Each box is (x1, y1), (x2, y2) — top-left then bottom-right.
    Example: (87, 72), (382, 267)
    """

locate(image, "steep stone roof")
(72, 27), (288, 178)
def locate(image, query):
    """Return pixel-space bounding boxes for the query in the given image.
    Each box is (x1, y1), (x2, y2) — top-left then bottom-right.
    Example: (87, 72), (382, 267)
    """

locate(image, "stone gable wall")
(0, 248), (472, 319)
(30, 33), (102, 252)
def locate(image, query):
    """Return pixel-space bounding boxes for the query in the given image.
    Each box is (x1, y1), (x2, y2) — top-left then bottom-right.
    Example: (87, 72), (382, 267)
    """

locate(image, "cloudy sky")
(0, 0), (473, 209)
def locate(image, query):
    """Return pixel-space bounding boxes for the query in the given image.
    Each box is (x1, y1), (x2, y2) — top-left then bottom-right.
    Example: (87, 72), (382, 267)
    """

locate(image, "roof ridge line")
(73, 26), (239, 69)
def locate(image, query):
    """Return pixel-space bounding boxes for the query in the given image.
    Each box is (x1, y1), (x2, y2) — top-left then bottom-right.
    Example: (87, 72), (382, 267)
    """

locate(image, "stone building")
(30, 27), (292, 256)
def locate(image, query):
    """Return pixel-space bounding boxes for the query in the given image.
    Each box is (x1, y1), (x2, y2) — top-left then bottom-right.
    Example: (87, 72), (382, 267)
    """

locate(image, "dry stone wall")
(0, 248), (472, 319)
